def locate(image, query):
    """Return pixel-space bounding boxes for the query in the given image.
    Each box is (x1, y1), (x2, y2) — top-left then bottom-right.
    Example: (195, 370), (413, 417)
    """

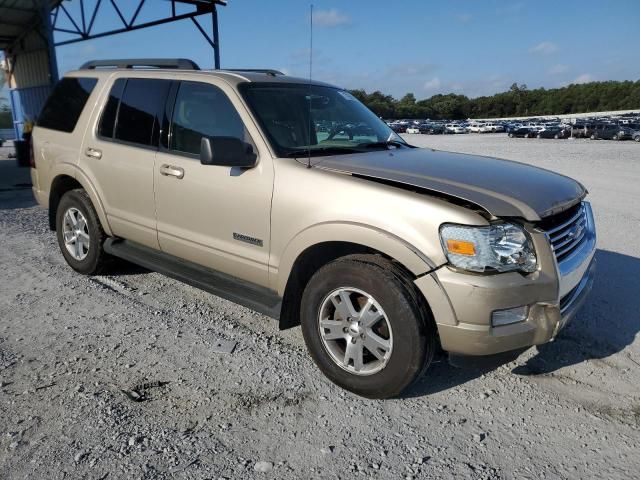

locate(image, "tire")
(56, 189), (110, 275)
(635, 136), (640, 142)
(508, 133), (514, 138)
(590, 134), (596, 140)
(300, 254), (435, 399)
(612, 134), (619, 141)
(537, 134), (542, 139)
(554, 134), (560, 139)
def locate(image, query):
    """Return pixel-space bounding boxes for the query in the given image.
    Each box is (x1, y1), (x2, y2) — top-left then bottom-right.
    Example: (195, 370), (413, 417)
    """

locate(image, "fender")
(273, 221), (440, 296)
(50, 163), (113, 236)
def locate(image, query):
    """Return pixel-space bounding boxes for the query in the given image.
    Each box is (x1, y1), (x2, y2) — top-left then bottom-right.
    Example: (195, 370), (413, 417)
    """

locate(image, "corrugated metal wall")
(7, 30), (55, 138)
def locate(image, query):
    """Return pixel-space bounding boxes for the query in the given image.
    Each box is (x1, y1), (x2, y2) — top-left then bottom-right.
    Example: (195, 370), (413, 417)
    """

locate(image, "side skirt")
(103, 238), (282, 320)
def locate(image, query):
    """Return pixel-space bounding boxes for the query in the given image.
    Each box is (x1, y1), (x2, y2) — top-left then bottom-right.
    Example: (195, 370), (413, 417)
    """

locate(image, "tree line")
(349, 81), (640, 120)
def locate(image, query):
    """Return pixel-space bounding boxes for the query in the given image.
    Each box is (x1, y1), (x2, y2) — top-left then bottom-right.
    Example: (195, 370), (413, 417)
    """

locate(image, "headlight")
(439, 223), (537, 273)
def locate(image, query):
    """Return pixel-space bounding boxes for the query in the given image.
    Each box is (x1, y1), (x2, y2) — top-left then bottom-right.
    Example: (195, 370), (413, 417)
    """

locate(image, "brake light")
(29, 140), (35, 168)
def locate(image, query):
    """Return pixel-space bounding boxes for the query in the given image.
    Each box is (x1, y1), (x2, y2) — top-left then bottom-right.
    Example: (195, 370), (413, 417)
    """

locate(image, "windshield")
(240, 83), (407, 157)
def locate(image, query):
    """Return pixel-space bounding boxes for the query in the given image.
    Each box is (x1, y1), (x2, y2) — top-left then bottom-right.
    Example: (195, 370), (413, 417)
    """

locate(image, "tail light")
(29, 139), (36, 168)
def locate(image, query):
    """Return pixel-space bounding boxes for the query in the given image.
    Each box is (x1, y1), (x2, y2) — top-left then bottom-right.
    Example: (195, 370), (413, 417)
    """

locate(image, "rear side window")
(114, 78), (170, 147)
(98, 78), (125, 139)
(37, 77), (98, 133)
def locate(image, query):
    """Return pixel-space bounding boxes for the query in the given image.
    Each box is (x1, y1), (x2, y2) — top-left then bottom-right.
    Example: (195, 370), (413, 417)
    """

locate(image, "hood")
(315, 147), (586, 221)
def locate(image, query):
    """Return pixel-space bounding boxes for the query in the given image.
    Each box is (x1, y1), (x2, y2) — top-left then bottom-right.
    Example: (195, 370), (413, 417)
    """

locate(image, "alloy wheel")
(317, 287), (393, 376)
(62, 207), (90, 260)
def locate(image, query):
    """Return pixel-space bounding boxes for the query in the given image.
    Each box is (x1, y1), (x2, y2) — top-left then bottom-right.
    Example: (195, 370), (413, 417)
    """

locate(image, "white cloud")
(573, 73), (595, 84)
(423, 77), (441, 91)
(313, 9), (350, 28)
(455, 13), (472, 23)
(548, 64), (569, 75)
(529, 41), (558, 55)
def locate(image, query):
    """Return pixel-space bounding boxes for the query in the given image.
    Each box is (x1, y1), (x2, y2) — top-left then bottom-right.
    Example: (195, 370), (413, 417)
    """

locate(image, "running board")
(103, 238), (282, 319)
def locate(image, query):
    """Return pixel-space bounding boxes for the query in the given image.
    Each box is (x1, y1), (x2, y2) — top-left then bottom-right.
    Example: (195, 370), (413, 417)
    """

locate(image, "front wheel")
(300, 255), (435, 399)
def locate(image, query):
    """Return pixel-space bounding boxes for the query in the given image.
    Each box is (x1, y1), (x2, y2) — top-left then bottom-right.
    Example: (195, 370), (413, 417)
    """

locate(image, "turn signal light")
(446, 239), (476, 256)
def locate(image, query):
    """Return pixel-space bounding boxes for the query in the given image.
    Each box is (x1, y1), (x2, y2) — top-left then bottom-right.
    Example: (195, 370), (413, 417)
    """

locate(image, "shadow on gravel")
(513, 249), (640, 376)
(0, 188), (36, 210)
(404, 249), (640, 397)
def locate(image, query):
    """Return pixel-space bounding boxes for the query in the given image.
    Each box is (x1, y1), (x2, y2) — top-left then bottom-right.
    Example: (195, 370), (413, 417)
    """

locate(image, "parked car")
(419, 123), (445, 134)
(537, 126), (569, 139)
(445, 123), (468, 134)
(571, 123), (597, 138)
(590, 124), (634, 140)
(507, 126), (532, 138)
(467, 122), (484, 133)
(633, 131), (640, 142)
(31, 58), (596, 399)
(389, 123), (407, 134)
(405, 126), (421, 134)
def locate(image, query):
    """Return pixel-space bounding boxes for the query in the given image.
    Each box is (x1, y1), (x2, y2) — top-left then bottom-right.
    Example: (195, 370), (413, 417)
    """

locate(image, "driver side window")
(170, 81), (247, 156)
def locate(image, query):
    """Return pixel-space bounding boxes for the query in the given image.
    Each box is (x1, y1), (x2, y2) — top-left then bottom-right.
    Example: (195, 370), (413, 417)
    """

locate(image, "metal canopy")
(0, 1), (61, 50)
(1, 0), (226, 68)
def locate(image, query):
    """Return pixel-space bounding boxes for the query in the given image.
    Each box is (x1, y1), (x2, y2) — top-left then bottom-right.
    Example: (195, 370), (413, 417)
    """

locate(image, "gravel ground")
(1, 136), (639, 479)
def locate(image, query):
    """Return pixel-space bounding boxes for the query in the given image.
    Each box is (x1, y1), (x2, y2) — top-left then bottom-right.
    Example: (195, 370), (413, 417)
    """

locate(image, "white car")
(445, 123), (467, 134)
(406, 126), (421, 134)
(467, 122), (484, 133)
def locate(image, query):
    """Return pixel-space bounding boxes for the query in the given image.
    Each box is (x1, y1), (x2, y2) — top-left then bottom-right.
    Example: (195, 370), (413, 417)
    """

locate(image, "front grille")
(541, 202), (588, 262)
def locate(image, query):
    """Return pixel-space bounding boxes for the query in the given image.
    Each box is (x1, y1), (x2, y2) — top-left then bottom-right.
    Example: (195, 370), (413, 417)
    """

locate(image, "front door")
(154, 80), (273, 287)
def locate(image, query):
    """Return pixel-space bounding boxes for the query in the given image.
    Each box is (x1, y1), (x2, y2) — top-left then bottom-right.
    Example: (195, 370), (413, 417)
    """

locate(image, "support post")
(212, 5), (220, 69)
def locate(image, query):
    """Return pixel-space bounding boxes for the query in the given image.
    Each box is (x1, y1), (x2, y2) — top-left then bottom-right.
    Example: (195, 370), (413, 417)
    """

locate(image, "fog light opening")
(492, 306), (528, 327)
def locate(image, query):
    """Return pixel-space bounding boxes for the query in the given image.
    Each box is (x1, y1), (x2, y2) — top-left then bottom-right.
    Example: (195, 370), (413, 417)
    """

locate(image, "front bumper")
(415, 202), (596, 356)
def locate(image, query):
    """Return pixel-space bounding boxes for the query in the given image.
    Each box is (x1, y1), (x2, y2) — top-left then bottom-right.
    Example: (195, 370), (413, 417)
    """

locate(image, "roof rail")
(80, 58), (200, 70)
(226, 69), (284, 76)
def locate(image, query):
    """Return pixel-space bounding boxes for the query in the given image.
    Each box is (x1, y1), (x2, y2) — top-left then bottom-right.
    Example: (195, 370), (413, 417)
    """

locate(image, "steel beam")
(50, 0), (223, 68)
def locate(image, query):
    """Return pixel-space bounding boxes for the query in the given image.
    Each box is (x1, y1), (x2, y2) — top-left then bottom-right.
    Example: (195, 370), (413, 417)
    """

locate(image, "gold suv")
(31, 59), (596, 398)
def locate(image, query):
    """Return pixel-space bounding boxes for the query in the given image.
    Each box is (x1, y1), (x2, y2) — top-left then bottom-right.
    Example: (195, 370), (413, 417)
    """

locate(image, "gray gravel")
(1, 136), (639, 479)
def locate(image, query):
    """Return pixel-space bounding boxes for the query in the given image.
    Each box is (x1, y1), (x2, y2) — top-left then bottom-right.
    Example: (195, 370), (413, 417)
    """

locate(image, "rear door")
(81, 77), (171, 249)
(154, 80), (274, 286)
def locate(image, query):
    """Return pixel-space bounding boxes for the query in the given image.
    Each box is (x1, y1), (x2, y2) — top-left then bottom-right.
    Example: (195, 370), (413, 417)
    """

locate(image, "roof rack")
(80, 58), (200, 70)
(226, 69), (284, 76)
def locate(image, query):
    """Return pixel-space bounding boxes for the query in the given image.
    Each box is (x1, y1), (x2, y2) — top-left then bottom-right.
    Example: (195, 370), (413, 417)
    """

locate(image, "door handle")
(159, 164), (184, 179)
(85, 147), (102, 159)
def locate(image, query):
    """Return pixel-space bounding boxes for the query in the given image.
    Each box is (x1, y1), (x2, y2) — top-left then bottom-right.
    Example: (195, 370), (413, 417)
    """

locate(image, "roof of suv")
(66, 67), (336, 89)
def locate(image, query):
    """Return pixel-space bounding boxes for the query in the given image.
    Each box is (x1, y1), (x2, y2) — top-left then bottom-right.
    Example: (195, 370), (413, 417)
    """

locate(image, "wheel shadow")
(402, 249), (640, 398)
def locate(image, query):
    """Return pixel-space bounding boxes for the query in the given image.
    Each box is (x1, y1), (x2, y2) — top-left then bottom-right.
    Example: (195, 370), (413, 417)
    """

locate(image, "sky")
(5, 0), (640, 101)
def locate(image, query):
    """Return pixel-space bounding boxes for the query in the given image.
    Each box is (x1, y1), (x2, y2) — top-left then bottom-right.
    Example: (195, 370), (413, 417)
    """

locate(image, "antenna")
(307, 4), (313, 168)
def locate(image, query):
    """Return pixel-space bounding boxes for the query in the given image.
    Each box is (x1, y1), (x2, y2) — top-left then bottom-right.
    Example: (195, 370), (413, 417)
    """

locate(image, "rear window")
(37, 77), (98, 133)
(114, 78), (170, 147)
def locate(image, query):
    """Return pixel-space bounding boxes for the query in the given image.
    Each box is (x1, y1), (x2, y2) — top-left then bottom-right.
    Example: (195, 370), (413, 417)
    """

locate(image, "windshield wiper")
(283, 146), (361, 158)
(356, 140), (409, 150)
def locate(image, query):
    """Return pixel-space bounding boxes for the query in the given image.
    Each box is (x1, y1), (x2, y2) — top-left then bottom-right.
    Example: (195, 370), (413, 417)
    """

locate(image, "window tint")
(98, 78), (125, 139)
(170, 81), (246, 155)
(37, 77), (98, 133)
(115, 78), (170, 147)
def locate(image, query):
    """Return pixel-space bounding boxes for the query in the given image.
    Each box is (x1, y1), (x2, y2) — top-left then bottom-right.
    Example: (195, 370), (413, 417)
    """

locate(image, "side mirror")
(200, 136), (257, 168)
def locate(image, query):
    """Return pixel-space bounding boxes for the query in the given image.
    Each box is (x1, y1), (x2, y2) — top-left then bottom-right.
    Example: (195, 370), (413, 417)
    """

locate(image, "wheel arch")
(276, 223), (439, 330)
(49, 167), (112, 235)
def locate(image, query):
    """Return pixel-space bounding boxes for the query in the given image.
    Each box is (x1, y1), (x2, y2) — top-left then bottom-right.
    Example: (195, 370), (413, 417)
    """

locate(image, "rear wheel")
(508, 133), (514, 138)
(554, 134), (560, 139)
(56, 189), (110, 275)
(612, 134), (619, 141)
(300, 255), (435, 399)
(590, 134), (596, 140)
